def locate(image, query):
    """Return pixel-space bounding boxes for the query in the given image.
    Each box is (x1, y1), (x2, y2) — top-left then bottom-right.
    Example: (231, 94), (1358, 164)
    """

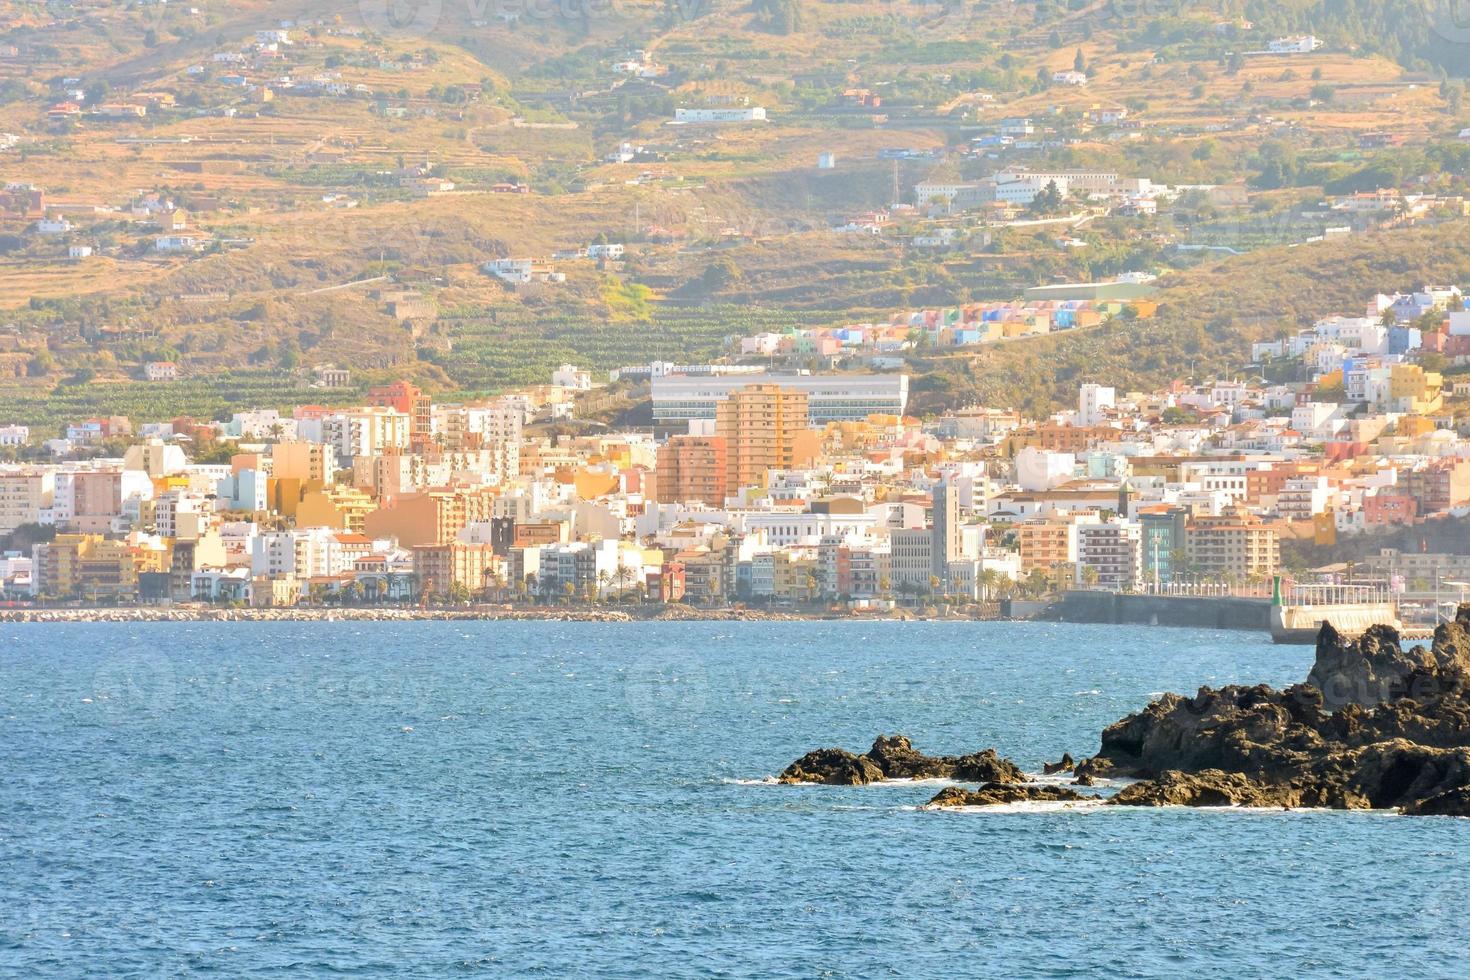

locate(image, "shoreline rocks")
(781, 605), (1470, 816)
(1073, 607), (1470, 816)
(927, 783), (1095, 808)
(779, 735), (1026, 786)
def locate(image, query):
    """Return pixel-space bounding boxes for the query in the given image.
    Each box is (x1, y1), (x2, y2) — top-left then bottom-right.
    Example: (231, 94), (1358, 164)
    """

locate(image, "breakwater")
(1039, 591), (1272, 631)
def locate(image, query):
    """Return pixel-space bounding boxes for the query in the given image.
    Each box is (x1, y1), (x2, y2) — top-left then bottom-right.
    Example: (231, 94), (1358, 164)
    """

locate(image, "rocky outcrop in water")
(1073, 608), (1470, 815)
(779, 735), (1025, 786)
(926, 784), (1093, 808)
(1110, 770), (1303, 808)
(1307, 617), (1470, 710)
(779, 748), (886, 786)
(782, 606), (1470, 815)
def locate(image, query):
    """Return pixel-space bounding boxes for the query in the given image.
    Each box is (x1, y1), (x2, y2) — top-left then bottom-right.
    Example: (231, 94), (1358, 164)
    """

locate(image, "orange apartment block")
(655, 435), (728, 506)
(715, 384), (810, 493)
(364, 487), (498, 548)
(1184, 509), (1281, 580)
(1015, 517), (1084, 573)
(413, 542), (500, 595)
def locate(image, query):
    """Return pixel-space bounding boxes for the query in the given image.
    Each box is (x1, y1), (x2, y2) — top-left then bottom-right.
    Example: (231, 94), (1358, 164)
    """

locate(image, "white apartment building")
(250, 527), (345, 579)
(153, 489), (214, 541)
(323, 407), (411, 460)
(674, 107), (766, 123)
(1079, 384), (1116, 427)
(1076, 520), (1143, 590)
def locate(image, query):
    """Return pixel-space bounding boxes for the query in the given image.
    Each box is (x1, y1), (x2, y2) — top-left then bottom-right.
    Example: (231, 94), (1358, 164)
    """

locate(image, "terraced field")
(437, 305), (831, 393)
(0, 373), (352, 433)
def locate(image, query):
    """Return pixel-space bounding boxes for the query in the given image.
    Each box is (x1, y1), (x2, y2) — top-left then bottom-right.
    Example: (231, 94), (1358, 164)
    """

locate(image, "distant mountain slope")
(910, 222), (1470, 415)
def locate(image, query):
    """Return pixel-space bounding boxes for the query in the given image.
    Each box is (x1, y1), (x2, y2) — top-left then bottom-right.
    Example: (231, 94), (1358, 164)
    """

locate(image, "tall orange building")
(655, 435), (728, 506)
(715, 384), (809, 493)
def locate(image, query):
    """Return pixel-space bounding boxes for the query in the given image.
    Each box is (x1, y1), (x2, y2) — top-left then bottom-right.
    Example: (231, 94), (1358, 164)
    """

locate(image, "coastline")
(0, 604), (842, 624)
(0, 604), (1022, 624)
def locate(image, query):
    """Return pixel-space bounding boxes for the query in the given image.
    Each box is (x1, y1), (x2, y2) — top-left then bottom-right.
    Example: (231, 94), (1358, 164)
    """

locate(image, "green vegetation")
(431, 306), (828, 394)
(0, 372), (353, 431)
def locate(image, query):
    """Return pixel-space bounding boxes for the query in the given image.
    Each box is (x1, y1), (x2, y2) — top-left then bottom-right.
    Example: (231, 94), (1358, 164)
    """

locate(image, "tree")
(701, 257), (741, 292)
(1074, 49), (1087, 75)
(1029, 180), (1064, 215)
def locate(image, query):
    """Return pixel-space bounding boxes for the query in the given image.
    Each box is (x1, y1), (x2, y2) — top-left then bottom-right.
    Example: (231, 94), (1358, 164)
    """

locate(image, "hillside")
(910, 221), (1470, 416)
(0, 0), (1465, 425)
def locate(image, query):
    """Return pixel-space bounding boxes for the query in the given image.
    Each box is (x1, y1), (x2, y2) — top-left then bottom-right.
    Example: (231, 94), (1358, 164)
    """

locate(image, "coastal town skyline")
(3, 284), (1470, 620)
(5, 2), (1470, 974)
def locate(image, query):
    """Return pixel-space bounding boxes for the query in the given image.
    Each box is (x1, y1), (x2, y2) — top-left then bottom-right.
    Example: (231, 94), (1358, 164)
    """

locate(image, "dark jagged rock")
(950, 749), (1027, 784)
(1402, 786), (1470, 817)
(926, 783), (1096, 808)
(1306, 622), (1470, 711)
(1072, 773), (1096, 787)
(780, 605), (1470, 815)
(1042, 753), (1074, 775)
(778, 748), (884, 786)
(1110, 770), (1305, 809)
(1077, 604), (1470, 815)
(864, 735), (952, 779)
(779, 735), (1025, 786)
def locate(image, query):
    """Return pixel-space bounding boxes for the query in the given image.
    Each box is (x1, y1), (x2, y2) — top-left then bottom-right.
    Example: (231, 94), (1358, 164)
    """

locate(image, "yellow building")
(1388, 364), (1443, 415)
(251, 574), (302, 608)
(296, 486), (376, 533)
(33, 534), (140, 599)
(771, 552), (820, 602)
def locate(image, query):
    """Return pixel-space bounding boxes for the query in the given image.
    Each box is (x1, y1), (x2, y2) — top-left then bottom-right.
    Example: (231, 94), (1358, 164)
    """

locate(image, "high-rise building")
(1078, 383), (1116, 427)
(715, 384), (809, 493)
(1185, 508), (1281, 581)
(931, 480), (962, 576)
(1076, 520), (1143, 590)
(655, 435), (728, 506)
(368, 381), (433, 452)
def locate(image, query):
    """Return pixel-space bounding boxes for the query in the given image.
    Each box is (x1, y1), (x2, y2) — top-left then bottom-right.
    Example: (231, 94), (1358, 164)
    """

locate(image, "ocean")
(1, 621), (1464, 977)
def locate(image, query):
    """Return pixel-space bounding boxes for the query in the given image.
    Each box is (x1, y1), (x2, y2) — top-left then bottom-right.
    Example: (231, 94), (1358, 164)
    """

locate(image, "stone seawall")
(1040, 592), (1272, 632)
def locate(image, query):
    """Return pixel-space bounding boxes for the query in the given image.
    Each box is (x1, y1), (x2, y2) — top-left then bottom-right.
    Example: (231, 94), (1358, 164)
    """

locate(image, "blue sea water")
(1, 621), (1466, 978)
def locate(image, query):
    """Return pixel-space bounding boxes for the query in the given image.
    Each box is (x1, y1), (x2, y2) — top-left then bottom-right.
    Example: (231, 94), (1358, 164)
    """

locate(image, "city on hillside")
(4, 285), (1470, 615)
